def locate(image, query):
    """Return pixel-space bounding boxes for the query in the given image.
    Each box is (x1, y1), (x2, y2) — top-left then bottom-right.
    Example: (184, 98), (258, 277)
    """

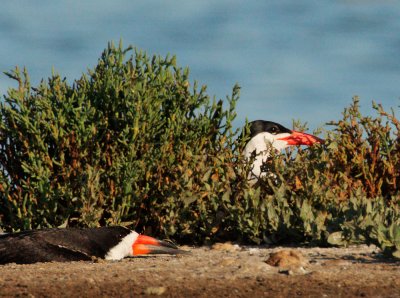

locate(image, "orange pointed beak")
(277, 130), (324, 146)
(132, 235), (160, 255)
(132, 234), (187, 256)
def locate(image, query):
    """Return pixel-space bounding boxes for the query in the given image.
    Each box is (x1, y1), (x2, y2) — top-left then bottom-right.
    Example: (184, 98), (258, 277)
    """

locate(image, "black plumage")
(0, 226), (131, 264)
(249, 120), (292, 138)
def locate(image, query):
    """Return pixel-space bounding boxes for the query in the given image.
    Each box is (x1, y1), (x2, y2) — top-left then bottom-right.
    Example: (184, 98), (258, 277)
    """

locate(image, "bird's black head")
(249, 120), (292, 138)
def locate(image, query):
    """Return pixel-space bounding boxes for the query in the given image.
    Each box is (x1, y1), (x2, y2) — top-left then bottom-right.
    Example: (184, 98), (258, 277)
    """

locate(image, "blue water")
(1, 1), (399, 131)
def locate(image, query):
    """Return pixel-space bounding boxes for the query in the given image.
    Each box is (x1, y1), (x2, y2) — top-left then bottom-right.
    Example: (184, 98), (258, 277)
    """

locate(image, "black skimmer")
(244, 120), (323, 180)
(0, 226), (185, 264)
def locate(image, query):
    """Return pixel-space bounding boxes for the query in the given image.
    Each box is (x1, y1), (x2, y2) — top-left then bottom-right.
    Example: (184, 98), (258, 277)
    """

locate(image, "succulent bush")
(0, 42), (242, 240)
(253, 98), (400, 257)
(0, 42), (399, 257)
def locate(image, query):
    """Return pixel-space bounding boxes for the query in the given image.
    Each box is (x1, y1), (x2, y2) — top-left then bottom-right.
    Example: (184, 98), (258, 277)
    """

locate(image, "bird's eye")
(270, 126), (278, 134)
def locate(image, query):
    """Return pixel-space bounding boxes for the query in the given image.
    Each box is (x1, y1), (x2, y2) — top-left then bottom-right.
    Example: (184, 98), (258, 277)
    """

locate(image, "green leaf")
(327, 231), (347, 246)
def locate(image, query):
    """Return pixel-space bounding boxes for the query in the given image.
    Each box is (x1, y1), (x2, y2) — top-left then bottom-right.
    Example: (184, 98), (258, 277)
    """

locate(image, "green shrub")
(0, 42), (242, 241)
(253, 98), (400, 256)
(0, 42), (399, 257)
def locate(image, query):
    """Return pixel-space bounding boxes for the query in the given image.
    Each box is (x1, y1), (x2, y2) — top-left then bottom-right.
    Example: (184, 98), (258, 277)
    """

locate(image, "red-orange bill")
(132, 234), (188, 256)
(278, 130), (324, 146)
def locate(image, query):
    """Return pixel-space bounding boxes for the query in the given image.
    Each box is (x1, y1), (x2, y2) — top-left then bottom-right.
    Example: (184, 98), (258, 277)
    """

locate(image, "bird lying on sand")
(0, 226), (186, 264)
(244, 120), (324, 181)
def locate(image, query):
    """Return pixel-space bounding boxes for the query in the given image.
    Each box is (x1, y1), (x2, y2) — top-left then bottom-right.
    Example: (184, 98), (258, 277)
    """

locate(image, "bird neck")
(244, 135), (273, 180)
(104, 231), (139, 260)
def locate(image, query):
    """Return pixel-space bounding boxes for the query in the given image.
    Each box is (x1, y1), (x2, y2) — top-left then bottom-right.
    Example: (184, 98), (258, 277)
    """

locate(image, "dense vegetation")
(0, 42), (399, 257)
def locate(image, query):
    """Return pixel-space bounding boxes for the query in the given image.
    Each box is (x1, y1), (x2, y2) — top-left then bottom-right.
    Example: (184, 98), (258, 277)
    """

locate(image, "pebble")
(265, 249), (308, 269)
(144, 286), (167, 295)
(211, 242), (240, 252)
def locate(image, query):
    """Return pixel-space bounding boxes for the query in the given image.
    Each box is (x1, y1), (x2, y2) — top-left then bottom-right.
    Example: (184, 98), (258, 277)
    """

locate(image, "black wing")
(0, 226), (132, 264)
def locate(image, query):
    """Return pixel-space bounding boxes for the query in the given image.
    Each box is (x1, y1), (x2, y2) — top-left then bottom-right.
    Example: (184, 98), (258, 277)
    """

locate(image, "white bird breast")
(244, 132), (291, 179)
(105, 231), (139, 260)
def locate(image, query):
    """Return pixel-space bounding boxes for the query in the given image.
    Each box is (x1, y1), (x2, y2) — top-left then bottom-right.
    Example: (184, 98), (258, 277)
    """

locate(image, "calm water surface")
(1, 1), (399, 131)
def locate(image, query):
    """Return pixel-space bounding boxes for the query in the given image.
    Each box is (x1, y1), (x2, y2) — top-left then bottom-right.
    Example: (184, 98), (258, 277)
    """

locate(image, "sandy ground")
(0, 244), (399, 297)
